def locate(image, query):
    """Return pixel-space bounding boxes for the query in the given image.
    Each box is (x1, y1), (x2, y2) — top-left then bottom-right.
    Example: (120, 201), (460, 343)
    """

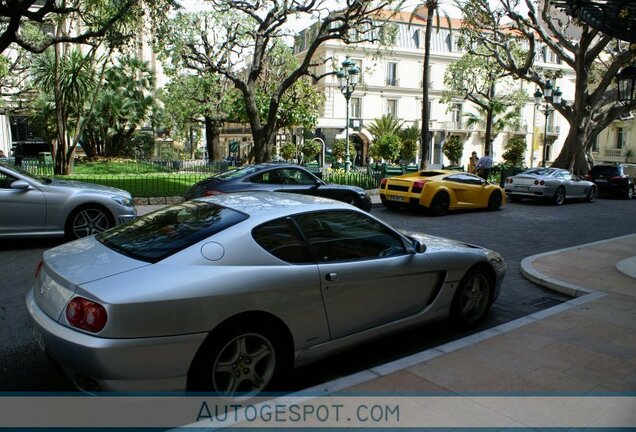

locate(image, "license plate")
(516, 186), (530, 191)
(595, 179), (607, 183)
(32, 327), (46, 352)
(387, 195), (405, 202)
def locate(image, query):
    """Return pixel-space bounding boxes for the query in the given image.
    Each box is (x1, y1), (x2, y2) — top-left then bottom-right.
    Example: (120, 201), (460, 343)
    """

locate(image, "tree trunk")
(204, 117), (223, 161)
(484, 107), (494, 156)
(551, 131), (589, 175)
(419, 3), (435, 170)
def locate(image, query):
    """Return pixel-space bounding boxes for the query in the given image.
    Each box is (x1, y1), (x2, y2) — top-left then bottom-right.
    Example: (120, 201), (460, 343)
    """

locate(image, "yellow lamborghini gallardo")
(379, 169), (505, 216)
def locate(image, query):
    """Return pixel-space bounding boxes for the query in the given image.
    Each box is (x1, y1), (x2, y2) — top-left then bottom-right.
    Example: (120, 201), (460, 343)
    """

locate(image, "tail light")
(380, 178), (387, 188)
(506, 178), (513, 184)
(35, 260), (44, 279)
(533, 180), (545, 186)
(204, 190), (224, 196)
(585, 171), (591, 180)
(611, 175), (628, 183)
(412, 180), (426, 193)
(66, 297), (108, 332)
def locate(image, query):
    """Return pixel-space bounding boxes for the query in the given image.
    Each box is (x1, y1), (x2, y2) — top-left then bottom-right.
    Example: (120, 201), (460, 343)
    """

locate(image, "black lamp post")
(617, 64), (636, 104)
(534, 80), (563, 167)
(336, 56), (360, 172)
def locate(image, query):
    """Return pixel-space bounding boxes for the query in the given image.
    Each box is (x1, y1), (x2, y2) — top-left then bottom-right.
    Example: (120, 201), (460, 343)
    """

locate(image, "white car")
(0, 162), (136, 239)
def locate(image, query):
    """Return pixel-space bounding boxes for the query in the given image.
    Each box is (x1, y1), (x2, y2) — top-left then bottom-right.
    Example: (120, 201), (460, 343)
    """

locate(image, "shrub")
(280, 142), (297, 160)
(502, 136), (527, 166)
(331, 139), (347, 162)
(372, 133), (401, 163)
(301, 140), (321, 162)
(442, 135), (464, 165)
(401, 139), (418, 163)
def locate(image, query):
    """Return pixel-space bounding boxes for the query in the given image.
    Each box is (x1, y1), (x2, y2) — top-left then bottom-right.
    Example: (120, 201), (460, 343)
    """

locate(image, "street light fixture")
(534, 80), (563, 167)
(617, 64), (636, 104)
(337, 56), (360, 172)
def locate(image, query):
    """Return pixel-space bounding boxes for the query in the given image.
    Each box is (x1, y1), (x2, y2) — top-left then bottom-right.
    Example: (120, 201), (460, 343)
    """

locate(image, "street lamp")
(534, 80), (562, 167)
(617, 64), (636, 104)
(337, 56), (360, 172)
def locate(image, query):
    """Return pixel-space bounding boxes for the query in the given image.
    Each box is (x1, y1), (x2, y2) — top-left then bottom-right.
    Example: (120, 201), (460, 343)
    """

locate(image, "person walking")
(476, 150), (493, 180)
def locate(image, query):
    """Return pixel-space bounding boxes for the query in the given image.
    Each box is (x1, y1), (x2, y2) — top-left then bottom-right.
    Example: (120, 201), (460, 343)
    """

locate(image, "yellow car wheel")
(429, 192), (450, 216)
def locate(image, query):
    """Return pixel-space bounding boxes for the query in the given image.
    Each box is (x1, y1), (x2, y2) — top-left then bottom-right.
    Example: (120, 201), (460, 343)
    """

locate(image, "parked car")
(504, 167), (597, 205)
(27, 192), (505, 395)
(184, 163), (372, 211)
(0, 162), (136, 239)
(379, 169), (505, 216)
(587, 163), (636, 199)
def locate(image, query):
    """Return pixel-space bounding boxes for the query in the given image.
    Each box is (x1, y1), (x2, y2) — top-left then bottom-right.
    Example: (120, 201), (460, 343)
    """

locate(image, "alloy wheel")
(71, 207), (113, 238)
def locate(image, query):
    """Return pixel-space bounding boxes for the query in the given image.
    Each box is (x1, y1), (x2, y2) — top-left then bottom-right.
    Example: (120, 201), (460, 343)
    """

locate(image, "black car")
(587, 163), (636, 199)
(184, 163), (373, 211)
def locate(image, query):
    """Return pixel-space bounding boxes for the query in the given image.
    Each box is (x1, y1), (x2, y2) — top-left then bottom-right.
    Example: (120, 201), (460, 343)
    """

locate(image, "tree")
(399, 123), (420, 162)
(82, 56), (156, 157)
(331, 139), (347, 163)
(280, 142), (297, 161)
(459, 0), (636, 174)
(409, 2), (451, 169)
(301, 140), (321, 163)
(367, 114), (404, 139)
(372, 133), (401, 163)
(442, 135), (463, 165)
(0, 0), (174, 54)
(441, 49), (527, 154)
(158, 0), (399, 163)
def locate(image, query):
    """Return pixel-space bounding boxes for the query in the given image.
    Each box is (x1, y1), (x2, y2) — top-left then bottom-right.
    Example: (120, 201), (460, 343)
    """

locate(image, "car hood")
(48, 179), (132, 197)
(404, 231), (486, 254)
(43, 235), (149, 285)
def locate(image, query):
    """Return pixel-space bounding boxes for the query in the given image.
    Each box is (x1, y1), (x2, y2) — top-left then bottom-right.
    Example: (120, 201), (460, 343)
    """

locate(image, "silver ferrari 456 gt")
(504, 167), (597, 205)
(27, 192), (506, 396)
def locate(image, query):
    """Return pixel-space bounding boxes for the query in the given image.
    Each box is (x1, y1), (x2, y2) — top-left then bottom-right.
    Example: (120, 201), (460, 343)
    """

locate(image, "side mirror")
(10, 180), (30, 191)
(411, 238), (426, 254)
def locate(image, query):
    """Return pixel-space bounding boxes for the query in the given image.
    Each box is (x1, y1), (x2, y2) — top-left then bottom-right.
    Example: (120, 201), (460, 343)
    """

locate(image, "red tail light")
(380, 178), (388, 187)
(66, 297), (108, 332)
(540, 180), (545, 185)
(610, 175), (628, 183)
(204, 190), (224, 196)
(35, 260), (44, 279)
(506, 178), (513, 184)
(534, 180), (538, 185)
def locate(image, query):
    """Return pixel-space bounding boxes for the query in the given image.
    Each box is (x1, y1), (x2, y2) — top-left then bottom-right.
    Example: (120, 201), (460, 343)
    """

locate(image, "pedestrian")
(468, 151), (479, 174)
(476, 150), (493, 180)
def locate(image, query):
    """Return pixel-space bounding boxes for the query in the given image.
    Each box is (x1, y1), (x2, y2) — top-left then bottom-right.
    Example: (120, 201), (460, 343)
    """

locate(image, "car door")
(0, 170), (47, 234)
(444, 173), (488, 208)
(561, 172), (587, 197)
(278, 168), (321, 196)
(295, 210), (438, 340)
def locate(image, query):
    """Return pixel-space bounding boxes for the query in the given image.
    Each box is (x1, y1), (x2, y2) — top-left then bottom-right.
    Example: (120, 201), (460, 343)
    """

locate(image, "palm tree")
(409, 2), (451, 169)
(367, 114), (404, 139)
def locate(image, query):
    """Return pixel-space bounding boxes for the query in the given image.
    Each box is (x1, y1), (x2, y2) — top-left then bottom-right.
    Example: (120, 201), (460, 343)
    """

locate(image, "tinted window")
(249, 170), (283, 184)
(97, 201), (248, 263)
(446, 173), (484, 185)
(296, 211), (406, 262)
(252, 218), (312, 263)
(0, 171), (17, 189)
(279, 168), (317, 185)
(591, 166), (620, 177)
(523, 168), (559, 177)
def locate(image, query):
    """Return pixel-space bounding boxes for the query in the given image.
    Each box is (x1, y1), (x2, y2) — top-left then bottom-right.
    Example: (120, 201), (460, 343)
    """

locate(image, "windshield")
(215, 165), (263, 180)
(97, 201), (248, 263)
(521, 168), (559, 177)
(0, 162), (48, 183)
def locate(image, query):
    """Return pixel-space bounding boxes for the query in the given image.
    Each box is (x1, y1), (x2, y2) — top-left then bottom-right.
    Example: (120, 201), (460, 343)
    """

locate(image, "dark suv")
(587, 163), (636, 199)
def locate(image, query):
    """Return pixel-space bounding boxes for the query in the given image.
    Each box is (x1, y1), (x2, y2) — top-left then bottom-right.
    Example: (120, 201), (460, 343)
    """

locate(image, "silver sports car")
(27, 192), (506, 396)
(504, 167), (597, 205)
(0, 162), (136, 239)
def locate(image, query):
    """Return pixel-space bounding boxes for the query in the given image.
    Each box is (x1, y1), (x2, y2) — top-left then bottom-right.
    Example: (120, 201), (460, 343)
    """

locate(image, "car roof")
(193, 191), (349, 218)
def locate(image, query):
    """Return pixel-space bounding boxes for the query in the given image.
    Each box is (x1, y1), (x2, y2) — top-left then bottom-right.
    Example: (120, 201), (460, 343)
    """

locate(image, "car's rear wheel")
(429, 192), (450, 216)
(553, 186), (566, 205)
(188, 322), (285, 398)
(625, 183), (634, 200)
(487, 190), (503, 210)
(585, 186), (597, 203)
(451, 269), (492, 328)
(65, 205), (114, 240)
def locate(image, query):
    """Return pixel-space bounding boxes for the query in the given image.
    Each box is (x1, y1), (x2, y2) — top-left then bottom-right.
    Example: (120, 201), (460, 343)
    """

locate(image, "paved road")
(1, 196), (634, 392)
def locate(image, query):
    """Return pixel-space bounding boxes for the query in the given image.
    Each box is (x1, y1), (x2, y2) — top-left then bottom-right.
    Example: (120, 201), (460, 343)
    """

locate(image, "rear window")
(96, 201), (248, 263)
(419, 171), (444, 177)
(591, 166), (620, 177)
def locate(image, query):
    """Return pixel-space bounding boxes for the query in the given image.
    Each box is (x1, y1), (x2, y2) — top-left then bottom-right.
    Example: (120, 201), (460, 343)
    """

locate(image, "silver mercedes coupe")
(27, 192), (506, 396)
(0, 162), (136, 239)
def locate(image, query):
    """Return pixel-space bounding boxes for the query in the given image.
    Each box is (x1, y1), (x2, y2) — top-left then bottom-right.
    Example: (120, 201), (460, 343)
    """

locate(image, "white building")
(294, 10), (576, 169)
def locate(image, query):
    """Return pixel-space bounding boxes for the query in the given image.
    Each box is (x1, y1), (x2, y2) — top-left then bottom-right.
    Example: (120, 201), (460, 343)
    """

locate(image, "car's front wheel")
(65, 205), (114, 239)
(451, 268), (492, 328)
(342, 194), (361, 208)
(188, 323), (285, 398)
(625, 183), (634, 200)
(487, 190), (503, 210)
(553, 186), (566, 205)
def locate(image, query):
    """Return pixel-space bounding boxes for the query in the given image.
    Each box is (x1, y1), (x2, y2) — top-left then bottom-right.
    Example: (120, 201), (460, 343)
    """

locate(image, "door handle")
(325, 273), (339, 282)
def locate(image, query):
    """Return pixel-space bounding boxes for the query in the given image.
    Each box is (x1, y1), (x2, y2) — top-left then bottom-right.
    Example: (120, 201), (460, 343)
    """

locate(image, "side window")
(0, 172), (17, 189)
(295, 211), (406, 262)
(280, 168), (316, 185)
(249, 171), (282, 184)
(252, 217), (312, 264)
(446, 174), (483, 185)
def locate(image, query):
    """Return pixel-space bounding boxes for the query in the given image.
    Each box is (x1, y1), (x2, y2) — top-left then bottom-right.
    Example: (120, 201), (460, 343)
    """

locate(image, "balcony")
(385, 78), (400, 87)
(508, 122), (529, 136)
(604, 148), (623, 158)
(443, 121), (470, 135)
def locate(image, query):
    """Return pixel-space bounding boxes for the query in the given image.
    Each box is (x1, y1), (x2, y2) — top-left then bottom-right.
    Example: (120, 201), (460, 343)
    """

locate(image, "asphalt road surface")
(1, 196), (634, 392)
